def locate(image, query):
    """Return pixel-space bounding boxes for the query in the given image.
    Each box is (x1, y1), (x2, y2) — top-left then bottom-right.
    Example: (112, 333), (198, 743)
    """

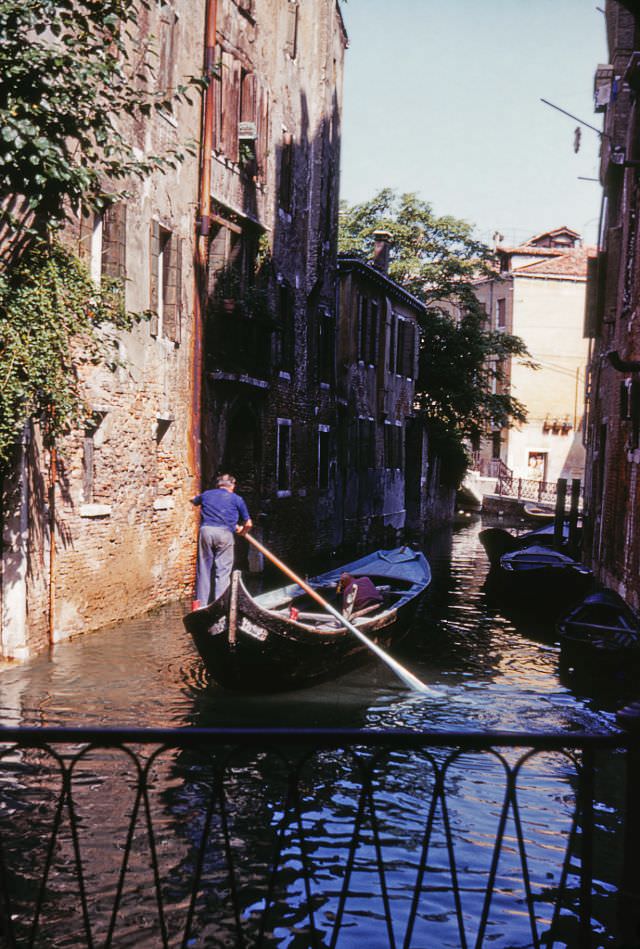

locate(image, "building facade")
(473, 228), (591, 488)
(582, 1), (640, 609)
(0, 0), (348, 660)
(201, 0), (347, 568)
(337, 236), (438, 548)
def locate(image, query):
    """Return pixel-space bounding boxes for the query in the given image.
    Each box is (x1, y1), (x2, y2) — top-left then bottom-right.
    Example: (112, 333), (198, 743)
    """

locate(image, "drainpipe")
(187, 0), (217, 604)
(48, 439), (57, 645)
(189, 0), (217, 486)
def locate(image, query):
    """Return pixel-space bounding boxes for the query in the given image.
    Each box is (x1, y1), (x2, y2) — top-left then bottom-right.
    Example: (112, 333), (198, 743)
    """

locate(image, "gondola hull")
(184, 547), (431, 692)
(484, 545), (594, 618)
(558, 589), (640, 675)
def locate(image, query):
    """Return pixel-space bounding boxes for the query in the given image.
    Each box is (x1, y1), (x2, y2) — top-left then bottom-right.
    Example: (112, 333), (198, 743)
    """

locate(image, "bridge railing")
(495, 474), (559, 504)
(0, 727), (638, 948)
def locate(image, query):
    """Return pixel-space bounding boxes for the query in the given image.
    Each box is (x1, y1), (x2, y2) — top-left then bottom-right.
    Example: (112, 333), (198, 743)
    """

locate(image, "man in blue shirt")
(191, 474), (252, 607)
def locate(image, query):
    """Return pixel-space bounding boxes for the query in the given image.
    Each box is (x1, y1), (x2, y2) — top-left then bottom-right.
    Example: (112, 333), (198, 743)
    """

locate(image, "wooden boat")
(184, 547), (431, 692)
(558, 589), (640, 670)
(485, 544), (593, 616)
(479, 523), (568, 567)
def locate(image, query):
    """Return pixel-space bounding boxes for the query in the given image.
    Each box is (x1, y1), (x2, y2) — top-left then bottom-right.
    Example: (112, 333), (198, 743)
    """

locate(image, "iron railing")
(496, 475), (559, 505)
(0, 727), (638, 948)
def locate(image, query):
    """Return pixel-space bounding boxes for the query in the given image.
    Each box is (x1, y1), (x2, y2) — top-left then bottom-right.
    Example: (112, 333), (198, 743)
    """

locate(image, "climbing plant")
(0, 0), (201, 469)
(0, 240), (141, 466)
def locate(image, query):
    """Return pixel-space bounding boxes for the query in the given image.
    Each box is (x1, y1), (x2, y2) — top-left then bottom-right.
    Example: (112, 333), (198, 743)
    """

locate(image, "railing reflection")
(0, 727), (637, 948)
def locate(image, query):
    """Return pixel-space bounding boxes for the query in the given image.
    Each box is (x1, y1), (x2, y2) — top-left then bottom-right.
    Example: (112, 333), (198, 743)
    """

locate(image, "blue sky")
(338, 0), (607, 247)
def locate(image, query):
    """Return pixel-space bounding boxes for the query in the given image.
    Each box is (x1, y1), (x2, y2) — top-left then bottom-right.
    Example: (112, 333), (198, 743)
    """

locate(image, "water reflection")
(0, 518), (630, 946)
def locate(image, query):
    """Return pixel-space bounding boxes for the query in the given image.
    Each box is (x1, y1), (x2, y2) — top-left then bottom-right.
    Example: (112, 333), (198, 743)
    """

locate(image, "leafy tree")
(0, 0), (198, 468)
(339, 189), (534, 484)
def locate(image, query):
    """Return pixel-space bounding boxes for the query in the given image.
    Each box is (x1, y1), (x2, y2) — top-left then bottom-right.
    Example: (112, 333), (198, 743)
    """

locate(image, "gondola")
(484, 544), (593, 616)
(479, 522), (573, 567)
(558, 588), (640, 671)
(183, 546), (431, 692)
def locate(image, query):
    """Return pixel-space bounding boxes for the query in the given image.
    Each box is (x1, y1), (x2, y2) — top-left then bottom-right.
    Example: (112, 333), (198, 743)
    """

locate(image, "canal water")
(0, 518), (629, 947)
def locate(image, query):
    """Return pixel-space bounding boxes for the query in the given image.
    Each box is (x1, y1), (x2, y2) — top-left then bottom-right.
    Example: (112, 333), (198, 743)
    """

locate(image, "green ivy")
(0, 0), (204, 469)
(0, 239), (141, 466)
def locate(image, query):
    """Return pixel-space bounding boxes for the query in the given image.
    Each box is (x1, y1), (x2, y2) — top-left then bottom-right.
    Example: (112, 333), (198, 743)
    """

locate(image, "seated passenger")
(337, 573), (383, 616)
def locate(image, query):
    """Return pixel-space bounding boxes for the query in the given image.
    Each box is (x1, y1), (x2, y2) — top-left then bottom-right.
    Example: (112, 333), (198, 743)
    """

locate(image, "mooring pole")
(554, 478), (567, 548)
(568, 478), (581, 556)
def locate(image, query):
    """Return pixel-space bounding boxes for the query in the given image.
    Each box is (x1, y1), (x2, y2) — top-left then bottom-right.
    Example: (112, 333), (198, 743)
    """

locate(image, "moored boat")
(558, 589), (640, 672)
(184, 546), (431, 692)
(479, 522), (574, 568)
(485, 544), (593, 617)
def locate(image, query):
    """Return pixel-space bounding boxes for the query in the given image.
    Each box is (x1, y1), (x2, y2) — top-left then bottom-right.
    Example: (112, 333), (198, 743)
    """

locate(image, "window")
(496, 298), (506, 330)
(276, 419), (292, 495)
(491, 431), (501, 460)
(388, 313), (397, 372)
(277, 282), (295, 372)
(357, 295), (378, 365)
(285, 0), (299, 58)
(317, 308), (335, 385)
(391, 317), (416, 377)
(82, 426), (95, 503)
(81, 203), (126, 287)
(527, 451), (547, 482)
(317, 426), (330, 489)
(356, 417), (375, 471)
(150, 221), (182, 343)
(279, 133), (294, 212)
(384, 422), (403, 470)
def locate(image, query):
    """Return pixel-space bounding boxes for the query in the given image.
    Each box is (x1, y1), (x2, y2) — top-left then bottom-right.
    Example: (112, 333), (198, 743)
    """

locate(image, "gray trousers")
(195, 526), (235, 604)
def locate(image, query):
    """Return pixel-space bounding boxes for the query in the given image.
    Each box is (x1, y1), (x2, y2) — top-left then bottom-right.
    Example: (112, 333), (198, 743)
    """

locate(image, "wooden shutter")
(256, 83), (269, 180)
(228, 58), (241, 163)
(101, 202), (126, 280)
(285, 1), (299, 58)
(604, 225), (622, 324)
(149, 220), (159, 337)
(163, 234), (182, 344)
(213, 45), (223, 152)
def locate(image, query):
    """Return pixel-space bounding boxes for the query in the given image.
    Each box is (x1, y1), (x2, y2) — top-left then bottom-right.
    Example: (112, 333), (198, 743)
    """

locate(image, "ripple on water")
(0, 519), (627, 946)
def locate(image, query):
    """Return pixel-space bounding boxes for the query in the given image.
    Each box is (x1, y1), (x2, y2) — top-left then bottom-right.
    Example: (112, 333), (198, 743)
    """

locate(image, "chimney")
(372, 229), (392, 274)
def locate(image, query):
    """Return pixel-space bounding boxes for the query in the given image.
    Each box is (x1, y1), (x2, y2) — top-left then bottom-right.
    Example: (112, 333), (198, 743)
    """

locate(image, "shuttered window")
(101, 203), (126, 281)
(149, 221), (182, 344)
(317, 308), (335, 385)
(276, 419), (292, 494)
(279, 133), (293, 212)
(357, 418), (375, 471)
(317, 426), (330, 490)
(277, 282), (295, 372)
(285, 1), (299, 59)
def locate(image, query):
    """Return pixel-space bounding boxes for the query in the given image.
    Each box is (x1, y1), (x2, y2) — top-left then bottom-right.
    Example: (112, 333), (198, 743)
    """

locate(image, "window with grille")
(317, 426), (330, 489)
(384, 423), (403, 469)
(276, 419), (292, 495)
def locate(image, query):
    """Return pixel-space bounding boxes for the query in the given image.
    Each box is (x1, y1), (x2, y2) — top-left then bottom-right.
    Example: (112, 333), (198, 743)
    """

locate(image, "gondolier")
(192, 474), (252, 608)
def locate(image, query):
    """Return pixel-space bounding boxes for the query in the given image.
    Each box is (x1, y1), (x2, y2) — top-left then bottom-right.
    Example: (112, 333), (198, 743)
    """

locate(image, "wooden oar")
(243, 533), (437, 695)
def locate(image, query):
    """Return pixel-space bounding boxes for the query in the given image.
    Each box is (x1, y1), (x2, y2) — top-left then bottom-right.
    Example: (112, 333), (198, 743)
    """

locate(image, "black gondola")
(479, 523), (571, 567)
(485, 544), (593, 617)
(558, 588), (640, 672)
(183, 547), (431, 692)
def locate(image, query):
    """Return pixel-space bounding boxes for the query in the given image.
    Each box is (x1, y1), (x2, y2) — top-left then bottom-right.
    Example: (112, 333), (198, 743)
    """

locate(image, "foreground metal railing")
(0, 727), (638, 948)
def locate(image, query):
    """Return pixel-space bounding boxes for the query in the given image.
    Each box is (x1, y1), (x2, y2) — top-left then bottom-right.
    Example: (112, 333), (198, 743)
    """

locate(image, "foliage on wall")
(0, 240), (140, 466)
(0, 0), (200, 470)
